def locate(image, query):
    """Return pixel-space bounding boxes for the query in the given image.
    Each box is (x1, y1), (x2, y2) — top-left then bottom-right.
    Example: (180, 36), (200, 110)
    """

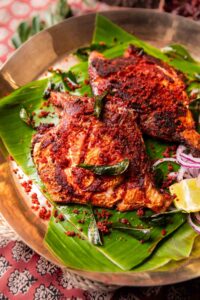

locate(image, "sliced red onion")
(152, 158), (177, 168)
(177, 166), (187, 182)
(188, 168), (199, 178)
(177, 155), (200, 169)
(188, 214), (200, 234)
(176, 145), (200, 168)
(181, 152), (200, 164)
(194, 212), (200, 223)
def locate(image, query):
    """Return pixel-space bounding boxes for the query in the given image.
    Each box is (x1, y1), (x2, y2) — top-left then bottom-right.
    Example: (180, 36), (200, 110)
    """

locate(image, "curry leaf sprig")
(78, 158), (130, 176)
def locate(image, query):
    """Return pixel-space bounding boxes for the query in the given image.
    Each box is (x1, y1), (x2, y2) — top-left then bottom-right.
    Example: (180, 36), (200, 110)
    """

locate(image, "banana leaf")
(45, 205), (185, 271)
(93, 15), (200, 80)
(0, 79), (48, 180)
(0, 14), (199, 273)
(134, 223), (197, 271)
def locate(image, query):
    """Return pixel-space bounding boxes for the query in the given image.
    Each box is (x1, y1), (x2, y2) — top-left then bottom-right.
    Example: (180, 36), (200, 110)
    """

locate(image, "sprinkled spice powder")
(21, 180), (32, 193)
(78, 219), (85, 224)
(38, 111), (50, 118)
(65, 231), (76, 237)
(137, 208), (144, 217)
(72, 209), (79, 214)
(39, 207), (51, 220)
(57, 213), (65, 221)
(97, 220), (112, 235)
(119, 218), (130, 225)
(31, 193), (40, 205)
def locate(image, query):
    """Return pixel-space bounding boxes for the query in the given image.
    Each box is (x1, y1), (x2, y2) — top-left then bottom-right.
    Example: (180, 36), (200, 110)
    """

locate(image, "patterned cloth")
(1, 1), (200, 299)
(0, 0), (108, 64)
(0, 239), (113, 299)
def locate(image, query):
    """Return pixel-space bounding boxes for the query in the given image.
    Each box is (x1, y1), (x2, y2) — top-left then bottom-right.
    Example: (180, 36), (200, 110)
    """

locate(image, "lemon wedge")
(169, 178), (200, 212)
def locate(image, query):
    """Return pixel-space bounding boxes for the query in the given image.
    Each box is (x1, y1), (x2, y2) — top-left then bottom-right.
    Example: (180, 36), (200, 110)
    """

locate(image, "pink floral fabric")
(0, 0), (108, 64)
(0, 239), (113, 299)
(0, 240), (82, 299)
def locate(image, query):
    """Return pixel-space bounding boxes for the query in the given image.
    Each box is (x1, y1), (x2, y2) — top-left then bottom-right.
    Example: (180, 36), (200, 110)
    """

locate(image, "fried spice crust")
(89, 45), (200, 153)
(32, 92), (171, 212)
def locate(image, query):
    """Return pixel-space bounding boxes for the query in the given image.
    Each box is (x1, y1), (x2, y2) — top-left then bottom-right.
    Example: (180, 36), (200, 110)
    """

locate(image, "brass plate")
(1, 9), (200, 286)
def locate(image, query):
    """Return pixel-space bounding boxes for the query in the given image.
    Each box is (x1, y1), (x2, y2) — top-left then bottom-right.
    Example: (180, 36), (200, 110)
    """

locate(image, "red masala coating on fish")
(32, 92), (172, 212)
(89, 45), (200, 153)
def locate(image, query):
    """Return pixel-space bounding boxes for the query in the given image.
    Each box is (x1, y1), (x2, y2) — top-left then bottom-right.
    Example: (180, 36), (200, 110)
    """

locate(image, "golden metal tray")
(1, 9), (200, 286)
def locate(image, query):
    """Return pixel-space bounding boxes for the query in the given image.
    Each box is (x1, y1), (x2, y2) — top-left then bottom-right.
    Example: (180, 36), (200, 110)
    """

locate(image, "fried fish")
(32, 92), (171, 211)
(89, 45), (200, 154)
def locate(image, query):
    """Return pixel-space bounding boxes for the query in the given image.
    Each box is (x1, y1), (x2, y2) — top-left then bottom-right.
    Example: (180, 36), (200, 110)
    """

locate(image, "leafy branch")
(11, 0), (72, 49)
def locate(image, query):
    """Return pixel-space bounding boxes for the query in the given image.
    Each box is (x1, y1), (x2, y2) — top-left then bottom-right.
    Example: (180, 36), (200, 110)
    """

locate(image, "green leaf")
(12, 21), (31, 48)
(12, 1), (73, 49)
(78, 158), (130, 176)
(0, 78), (48, 179)
(135, 223), (197, 271)
(56, 0), (72, 19)
(88, 219), (103, 246)
(153, 168), (164, 188)
(18, 21), (31, 43)
(31, 16), (43, 35)
(93, 14), (200, 81)
(112, 223), (152, 241)
(74, 43), (110, 61)
(94, 91), (107, 118)
(88, 205), (103, 246)
(162, 44), (196, 63)
(45, 211), (119, 272)
(49, 70), (79, 91)
(45, 205), (185, 271)
(19, 107), (32, 126)
(11, 35), (22, 49)
(93, 14), (133, 46)
(189, 98), (200, 133)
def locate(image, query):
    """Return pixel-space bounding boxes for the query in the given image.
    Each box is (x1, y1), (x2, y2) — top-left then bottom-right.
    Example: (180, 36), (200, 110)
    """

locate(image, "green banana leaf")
(0, 79), (48, 180)
(45, 205), (185, 271)
(0, 14), (199, 273)
(135, 223), (197, 271)
(93, 15), (200, 80)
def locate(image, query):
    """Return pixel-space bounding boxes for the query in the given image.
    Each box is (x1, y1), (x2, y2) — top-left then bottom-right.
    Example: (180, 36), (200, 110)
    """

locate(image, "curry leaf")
(162, 44), (196, 63)
(88, 205), (103, 246)
(74, 43), (110, 61)
(189, 98), (200, 133)
(112, 223), (152, 241)
(19, 107), (32, 126)
(78, 158), (130, 176)
(88, 219), (103, 246)
(153, 168), (164, 188)
(94, 91), (107, 118)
